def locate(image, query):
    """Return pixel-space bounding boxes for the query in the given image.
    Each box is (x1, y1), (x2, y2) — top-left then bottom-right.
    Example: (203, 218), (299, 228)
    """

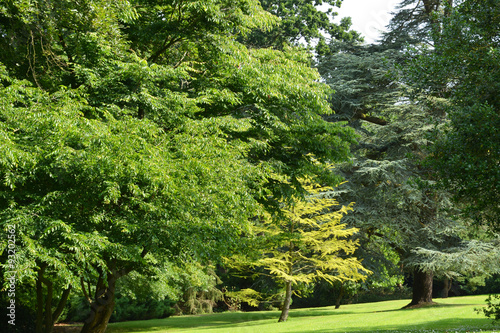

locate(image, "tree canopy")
(0, 0), (356, 331)
(404, 0), (500, 230)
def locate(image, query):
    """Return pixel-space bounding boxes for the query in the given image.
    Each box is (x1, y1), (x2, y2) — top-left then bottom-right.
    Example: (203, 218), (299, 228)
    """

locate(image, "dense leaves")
(225, 178), (368, 322)
(0, 0), (357, 331)
(240, 0), (361, 48)
(405, 0), (500, 230)
(316, 6), (500, 306)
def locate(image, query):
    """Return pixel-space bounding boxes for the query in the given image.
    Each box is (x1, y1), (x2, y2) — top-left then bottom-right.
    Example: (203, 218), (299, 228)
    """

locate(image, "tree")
(382, 0), (453, 47)
(315, 33), (496, 308)
(404, 0), (500, 231)
(400, 0), (500, 318)
(0, 67), (261, 332)
(226, 178), (369, 322)
(240, 0), (361, 49)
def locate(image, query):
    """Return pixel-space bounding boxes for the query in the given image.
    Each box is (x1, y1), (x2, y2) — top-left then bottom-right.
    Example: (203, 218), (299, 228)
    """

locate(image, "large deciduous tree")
(0, 69), (260, 332)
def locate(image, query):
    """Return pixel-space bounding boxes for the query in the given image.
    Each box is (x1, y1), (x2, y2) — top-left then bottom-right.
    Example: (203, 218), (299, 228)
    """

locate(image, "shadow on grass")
(285, 318), (500, 333)
(106, 301), (498, 333)
(373, 302), (479, 313)
(107, 311), (278, 332)
(106, 308), (358, 333)
(288, 308), (356, 318)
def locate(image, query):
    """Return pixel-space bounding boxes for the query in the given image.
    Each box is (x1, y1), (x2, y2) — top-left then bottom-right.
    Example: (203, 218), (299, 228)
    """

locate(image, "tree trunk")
(404, 268), (434, 308)
(80, 274), (118, 333)
(441, 277), (452, 298)
(36, 267), (45, 333)
(278, 280), (292, 322)
(81, 250), (147, 332)
(35, 265), (72, 333)
(335, 282), (344, 309)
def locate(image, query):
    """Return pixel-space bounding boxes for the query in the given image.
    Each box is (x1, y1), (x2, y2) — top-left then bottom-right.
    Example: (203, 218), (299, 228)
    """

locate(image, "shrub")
(479, 294), (500, 322)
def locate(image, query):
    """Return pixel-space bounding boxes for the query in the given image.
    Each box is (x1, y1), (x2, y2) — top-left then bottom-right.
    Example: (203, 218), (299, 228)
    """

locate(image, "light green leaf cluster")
(226, 178), (370, 307)
(261, 180), (369, 287)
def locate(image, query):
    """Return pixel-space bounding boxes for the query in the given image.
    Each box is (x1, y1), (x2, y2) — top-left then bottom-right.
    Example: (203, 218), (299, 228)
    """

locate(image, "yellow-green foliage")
(227, 178), (370, 304)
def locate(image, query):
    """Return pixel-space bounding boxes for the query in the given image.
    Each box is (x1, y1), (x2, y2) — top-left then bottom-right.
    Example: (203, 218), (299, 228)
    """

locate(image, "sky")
(334, 0), (400, 43)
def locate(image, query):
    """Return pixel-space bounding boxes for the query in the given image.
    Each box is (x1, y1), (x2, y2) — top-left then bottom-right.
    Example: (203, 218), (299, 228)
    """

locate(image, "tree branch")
(81, 277), (92, 304)
(357, 112), (388, 126)
(52, 286), (72, 326)
(148, 36), (184, 63)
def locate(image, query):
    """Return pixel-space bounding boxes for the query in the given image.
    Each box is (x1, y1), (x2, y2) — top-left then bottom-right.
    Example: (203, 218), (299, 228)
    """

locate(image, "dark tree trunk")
(81, 250), (147, 332)
(278, 280), (292, 322)
(441, 277), (452, 298)
(404, 268), (434, 308)
(36, 267), (45, 333)
(80, 273), (118, 333)
(335, 282), (344, 309)
(35, 264), (72, 333)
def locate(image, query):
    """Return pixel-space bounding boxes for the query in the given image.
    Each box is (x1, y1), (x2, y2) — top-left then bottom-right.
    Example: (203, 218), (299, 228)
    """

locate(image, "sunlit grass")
(105, 295), (500, 333)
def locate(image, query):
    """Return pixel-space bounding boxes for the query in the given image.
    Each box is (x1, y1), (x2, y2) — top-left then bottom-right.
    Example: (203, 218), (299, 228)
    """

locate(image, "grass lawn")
(105, 295), (500, 333)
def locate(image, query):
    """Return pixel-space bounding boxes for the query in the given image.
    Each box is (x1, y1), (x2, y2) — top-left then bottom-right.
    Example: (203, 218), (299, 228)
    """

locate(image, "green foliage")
(240, 0), (361, 49)
(410, 239), (500, 279)
(111, 296), (175, 322)
(477, 294), (500, 323)
(1, 0), (357, 329)
(383, 0), (453, 47)
(404, 0), (500, 230)
(315, 29), (497, 305)
(258, 180), (367, 287)
(0, 63), (262, 329)
(65, 294), (175, 323)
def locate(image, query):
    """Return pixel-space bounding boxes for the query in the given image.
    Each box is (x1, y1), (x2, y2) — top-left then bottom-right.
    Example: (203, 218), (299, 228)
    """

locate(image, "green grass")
(105, 295), (500, 333)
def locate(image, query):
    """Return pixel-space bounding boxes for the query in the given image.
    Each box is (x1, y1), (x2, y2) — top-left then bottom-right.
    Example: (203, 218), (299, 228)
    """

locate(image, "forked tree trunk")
(35, 264), (72, 333)
(404, 268), (434, 308)
(278, 280), (293, 322)
(80, 273), (118, 333)
(81, 250), (147, 333)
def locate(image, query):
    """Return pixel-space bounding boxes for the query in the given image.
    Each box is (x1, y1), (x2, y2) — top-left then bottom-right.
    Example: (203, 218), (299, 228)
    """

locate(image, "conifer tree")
(403, 0), (500, 230)
(316, 30), (498, 308)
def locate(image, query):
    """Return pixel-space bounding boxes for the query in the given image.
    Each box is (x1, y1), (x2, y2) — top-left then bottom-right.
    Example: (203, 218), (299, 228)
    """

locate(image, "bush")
(110, 296), (175, 322)
(478, 294), (500, 322)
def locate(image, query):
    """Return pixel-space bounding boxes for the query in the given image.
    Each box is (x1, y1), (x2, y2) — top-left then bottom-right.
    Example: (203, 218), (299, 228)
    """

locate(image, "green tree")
(315, 34), (499, 308)
(400, 0), (500, 319)
(0, 68), (260, 332)
(227, 178), (369, 322)
(382, 0), (453, 47)
(404, 0), (500, 230)
(240, 0), (361, 49)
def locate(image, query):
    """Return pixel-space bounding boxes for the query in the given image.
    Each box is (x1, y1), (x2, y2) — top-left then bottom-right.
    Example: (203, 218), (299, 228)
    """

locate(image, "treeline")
(0, 0), (499, 332)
